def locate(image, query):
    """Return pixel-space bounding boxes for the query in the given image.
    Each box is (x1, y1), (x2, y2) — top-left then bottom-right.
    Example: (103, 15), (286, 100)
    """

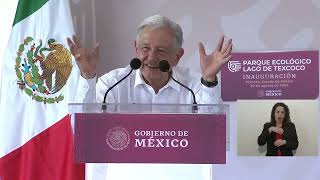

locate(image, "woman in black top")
(257, 102), (299, 156)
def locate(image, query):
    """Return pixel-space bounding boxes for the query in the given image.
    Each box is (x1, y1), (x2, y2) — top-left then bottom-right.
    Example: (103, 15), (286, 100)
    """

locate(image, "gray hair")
(136, 15), (184, 48)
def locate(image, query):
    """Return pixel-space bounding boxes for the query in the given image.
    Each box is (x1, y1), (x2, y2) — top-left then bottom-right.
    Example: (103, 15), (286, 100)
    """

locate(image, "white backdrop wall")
(70, 0), (320, 180)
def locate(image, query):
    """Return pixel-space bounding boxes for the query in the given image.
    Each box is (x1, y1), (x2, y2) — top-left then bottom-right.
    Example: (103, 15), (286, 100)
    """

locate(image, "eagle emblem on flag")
(15, 36), (73, 104)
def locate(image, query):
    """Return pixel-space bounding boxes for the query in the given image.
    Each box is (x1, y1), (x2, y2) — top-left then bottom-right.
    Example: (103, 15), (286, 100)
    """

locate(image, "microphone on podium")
(159, 60), (198, 111)
(102, 58), (141, 111)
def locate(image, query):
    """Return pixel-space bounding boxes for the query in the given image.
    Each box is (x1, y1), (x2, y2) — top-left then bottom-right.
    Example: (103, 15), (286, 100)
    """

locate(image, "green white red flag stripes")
(0, 0), (85, 179)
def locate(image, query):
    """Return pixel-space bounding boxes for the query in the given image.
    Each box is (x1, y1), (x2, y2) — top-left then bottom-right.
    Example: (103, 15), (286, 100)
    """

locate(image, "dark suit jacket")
(257, 122), (299, 156)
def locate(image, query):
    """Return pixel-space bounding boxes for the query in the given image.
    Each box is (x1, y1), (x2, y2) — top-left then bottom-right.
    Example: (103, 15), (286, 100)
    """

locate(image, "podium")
(69, 103), (229, 180)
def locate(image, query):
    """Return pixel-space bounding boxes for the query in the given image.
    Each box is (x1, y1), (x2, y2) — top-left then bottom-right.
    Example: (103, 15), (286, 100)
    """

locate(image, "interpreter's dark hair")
(270, 102), (291, 125)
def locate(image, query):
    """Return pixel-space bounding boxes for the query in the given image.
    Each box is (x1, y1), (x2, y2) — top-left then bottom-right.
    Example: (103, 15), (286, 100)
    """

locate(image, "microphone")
(159, 60), (198, 111)
(102, 58), (141, 111)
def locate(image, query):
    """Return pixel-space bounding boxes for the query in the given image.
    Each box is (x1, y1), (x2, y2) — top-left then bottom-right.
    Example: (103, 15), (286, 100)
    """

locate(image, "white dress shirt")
(74, 65), (218, 180)
(75, 65), (220, 105)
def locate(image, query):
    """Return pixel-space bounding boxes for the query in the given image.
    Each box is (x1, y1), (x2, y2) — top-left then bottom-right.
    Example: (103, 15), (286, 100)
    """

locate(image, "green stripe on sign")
(13, 0), (49, 26)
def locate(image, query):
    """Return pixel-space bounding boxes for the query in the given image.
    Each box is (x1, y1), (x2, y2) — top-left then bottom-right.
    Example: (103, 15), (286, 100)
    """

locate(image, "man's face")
(135, 26), (184, 81)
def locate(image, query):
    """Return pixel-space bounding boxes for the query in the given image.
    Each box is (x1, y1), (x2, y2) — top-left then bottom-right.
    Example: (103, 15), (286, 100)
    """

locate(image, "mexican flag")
(0, 0), (85, 179)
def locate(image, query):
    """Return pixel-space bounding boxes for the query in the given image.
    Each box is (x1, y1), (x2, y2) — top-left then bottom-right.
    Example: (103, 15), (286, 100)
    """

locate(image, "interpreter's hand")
(198, 36), (233, 82)
(268, 126), (274, 134)
(274, 139), (286, 147)
(67, 35), (100, 79)
(269, 126), (284, 135)
(275, 127), (284, 135)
